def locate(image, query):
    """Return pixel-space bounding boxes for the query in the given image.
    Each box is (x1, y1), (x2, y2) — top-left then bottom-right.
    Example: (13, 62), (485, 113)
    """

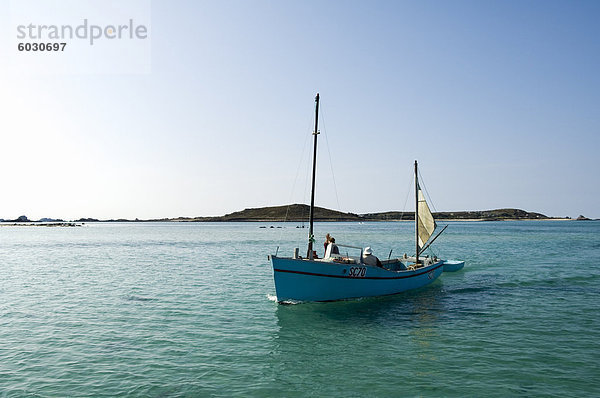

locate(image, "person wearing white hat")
(362, 246), (381, 267)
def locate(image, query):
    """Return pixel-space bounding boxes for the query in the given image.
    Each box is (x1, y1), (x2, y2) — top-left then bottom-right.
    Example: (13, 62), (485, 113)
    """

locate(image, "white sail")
(417, 184), (436, 249)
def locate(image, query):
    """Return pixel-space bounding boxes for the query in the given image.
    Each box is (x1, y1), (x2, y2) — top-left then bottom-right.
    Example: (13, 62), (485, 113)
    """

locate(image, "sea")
(0, 220), (599, 397)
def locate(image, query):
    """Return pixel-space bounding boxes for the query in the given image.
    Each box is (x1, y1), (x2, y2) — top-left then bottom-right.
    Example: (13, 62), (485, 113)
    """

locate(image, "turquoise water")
(1, 221), (599, 397)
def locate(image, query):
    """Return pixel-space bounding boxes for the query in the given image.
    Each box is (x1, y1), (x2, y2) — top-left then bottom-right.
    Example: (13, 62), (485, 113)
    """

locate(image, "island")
(101, 204), (556, 222)
(1, 205), (585, 225)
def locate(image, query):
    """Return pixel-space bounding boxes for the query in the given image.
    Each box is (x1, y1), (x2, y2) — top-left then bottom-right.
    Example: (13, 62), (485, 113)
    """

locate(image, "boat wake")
(266, 294), (304, 305)
(266, 294), (277, 302)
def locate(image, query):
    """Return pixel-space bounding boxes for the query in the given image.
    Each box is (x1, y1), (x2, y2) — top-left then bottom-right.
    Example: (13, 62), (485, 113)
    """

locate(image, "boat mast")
(307, 93), (320, 259)
(415, 160), (419, 265)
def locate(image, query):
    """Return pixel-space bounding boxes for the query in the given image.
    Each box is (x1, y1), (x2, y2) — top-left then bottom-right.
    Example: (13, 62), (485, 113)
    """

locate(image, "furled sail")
(417, 183), (436, 249)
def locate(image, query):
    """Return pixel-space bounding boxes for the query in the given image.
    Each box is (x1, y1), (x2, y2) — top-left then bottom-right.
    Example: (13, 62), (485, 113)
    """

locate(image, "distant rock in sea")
(576, 215), (591, 221)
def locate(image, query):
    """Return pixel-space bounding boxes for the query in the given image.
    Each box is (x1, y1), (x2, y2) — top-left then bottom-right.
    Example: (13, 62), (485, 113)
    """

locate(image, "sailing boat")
(269, 93), (447, 303)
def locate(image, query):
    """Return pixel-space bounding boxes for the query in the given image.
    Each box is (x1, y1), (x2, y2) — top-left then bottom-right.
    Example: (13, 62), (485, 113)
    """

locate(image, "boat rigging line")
(319, 99), (342, 216)
(275, 103), (315, 251)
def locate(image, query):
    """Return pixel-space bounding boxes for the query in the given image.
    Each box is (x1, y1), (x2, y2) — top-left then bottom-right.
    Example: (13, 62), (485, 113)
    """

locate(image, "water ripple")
(0, 221), (599, 396)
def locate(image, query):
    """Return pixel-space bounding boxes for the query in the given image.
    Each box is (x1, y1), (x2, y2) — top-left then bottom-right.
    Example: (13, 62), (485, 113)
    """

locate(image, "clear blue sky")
(1, 0), (599, 220)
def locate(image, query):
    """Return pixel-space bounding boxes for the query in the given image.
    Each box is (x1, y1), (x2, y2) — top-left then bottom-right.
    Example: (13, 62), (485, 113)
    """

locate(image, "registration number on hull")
(348, 267), (366, 277)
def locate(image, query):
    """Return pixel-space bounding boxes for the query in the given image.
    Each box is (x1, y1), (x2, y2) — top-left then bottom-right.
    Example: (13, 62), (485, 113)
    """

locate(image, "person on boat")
(329, 237), (340, 255)
(324, 233), (332, 252)
(362, 247), (382, 267)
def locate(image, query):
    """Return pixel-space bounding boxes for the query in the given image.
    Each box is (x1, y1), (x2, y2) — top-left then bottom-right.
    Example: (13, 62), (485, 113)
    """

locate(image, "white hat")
(363, 247), (372, 255)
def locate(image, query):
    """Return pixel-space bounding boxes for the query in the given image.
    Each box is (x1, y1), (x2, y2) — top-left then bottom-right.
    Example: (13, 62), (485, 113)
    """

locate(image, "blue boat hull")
(271, 256), (444, 302)
(442, 260), (465, 272)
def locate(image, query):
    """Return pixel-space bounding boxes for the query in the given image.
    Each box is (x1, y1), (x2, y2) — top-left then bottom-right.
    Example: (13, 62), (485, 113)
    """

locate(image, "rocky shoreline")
(0, 222), (82, 227)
